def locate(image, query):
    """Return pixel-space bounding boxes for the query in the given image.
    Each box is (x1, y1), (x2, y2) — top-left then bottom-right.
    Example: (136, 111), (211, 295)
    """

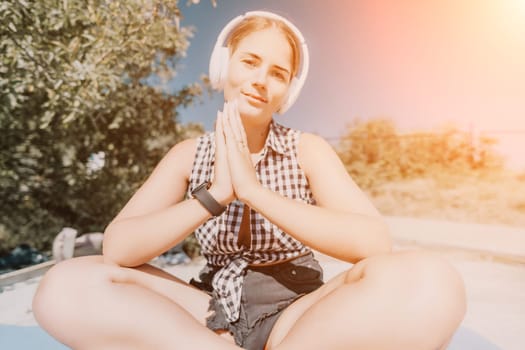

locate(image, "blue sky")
(166, 0), (524, 169)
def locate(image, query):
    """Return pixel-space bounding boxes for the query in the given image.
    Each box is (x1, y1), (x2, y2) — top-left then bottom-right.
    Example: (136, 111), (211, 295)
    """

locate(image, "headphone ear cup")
(209, 46), (220, 89)
(209, 47), (229, 90)
(278, 77), (300, 114)
(217, 47), (230, 90)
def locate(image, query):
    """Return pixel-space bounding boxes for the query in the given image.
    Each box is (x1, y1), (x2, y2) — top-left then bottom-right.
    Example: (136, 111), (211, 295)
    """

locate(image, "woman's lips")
(242, 92), (268, 103)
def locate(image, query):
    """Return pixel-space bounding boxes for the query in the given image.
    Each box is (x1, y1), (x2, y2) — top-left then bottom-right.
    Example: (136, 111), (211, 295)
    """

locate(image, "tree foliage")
(1, 0), (205, 254)
(337, 119), (504, 189)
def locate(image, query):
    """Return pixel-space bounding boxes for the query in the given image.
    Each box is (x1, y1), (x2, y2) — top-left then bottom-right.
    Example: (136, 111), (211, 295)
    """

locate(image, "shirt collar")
(265, 120), (288, 155)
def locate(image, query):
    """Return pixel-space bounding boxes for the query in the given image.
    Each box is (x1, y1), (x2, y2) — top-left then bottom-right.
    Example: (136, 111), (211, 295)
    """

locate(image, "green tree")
(1, 0), (205, 254)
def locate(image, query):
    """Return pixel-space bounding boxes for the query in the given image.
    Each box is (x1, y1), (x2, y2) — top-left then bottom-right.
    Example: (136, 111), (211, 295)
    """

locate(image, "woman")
(33, 11), (466, 350)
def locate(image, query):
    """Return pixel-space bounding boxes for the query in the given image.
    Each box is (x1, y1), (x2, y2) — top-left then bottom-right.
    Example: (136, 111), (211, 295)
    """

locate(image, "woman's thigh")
(264, 260), (354, 348)
(107, 257), (213, 322)
(34, 255), (242, 349)
(266, 250), (465, 349)
(35, 255), (212, 325)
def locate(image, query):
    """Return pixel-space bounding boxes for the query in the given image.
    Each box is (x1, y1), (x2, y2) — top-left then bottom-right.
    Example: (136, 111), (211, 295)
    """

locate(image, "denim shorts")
(190, 253), (324, 350)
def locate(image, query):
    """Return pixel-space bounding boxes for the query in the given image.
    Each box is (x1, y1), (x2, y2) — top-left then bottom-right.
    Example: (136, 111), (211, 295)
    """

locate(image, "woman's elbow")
(102, 243), (138, 267)
(360, 220), (392, 259)
(374, 220), (393, 255)
(102, 245), (121, 267)
(101, 224), (128, 267)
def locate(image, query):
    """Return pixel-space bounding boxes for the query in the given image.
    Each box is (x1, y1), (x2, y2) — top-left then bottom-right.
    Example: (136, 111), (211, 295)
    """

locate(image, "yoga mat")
(0, 324), (502, 349)
(0, 325), (69, 350)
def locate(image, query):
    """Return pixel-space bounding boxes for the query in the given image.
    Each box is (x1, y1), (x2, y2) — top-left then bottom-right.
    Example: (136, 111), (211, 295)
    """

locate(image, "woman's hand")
(221, 100), (262, 202)
(208, 106), (235, 205)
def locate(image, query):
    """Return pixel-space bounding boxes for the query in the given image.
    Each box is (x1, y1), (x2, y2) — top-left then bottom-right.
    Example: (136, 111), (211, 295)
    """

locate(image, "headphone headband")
(209, 10), (309, 114)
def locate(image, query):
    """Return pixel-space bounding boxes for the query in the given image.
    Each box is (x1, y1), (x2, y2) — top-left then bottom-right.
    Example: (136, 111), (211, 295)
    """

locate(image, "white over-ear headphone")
(209, 10), (310, 114)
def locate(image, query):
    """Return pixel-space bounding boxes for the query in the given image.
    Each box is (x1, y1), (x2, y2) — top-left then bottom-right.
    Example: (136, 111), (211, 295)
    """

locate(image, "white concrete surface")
(386, 216), (525, 260)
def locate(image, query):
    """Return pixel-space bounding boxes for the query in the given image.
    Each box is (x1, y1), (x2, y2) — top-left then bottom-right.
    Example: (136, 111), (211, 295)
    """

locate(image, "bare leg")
(32, 255), (239, 350)
(267, 251), (466, 350)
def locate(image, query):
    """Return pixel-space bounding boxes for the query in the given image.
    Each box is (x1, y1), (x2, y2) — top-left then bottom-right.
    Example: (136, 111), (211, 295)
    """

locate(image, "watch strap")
(191, 182), (227, 216)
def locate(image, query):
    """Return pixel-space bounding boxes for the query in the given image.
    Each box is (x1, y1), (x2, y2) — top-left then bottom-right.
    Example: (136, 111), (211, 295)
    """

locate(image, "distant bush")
(336, 119), (504, 189)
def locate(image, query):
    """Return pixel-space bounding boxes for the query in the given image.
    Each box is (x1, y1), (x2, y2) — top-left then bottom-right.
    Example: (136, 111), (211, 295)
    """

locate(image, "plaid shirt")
(187, 120), (315, 322)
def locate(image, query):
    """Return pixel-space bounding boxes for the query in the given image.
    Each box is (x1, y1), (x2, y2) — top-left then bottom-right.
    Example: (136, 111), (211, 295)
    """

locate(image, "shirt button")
(291, 269), (297, 275)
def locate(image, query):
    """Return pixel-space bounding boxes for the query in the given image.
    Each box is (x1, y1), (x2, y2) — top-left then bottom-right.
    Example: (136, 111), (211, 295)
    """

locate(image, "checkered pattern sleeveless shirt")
(187, 120), (315, 322)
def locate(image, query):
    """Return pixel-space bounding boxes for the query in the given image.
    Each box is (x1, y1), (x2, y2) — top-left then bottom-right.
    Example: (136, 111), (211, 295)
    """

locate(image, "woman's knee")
(354, 251), (467, 323)
(32, 255), (114, 326)
(346, 251), (466, 347)
(399, 251), (466, 311)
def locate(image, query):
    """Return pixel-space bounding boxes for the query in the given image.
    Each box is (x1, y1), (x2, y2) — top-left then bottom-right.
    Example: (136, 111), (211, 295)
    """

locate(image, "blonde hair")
(226, 16), (301, 80)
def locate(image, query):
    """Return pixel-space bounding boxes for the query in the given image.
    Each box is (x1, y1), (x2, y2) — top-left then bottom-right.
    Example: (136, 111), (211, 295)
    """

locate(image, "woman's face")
(224, 27), (293, 122)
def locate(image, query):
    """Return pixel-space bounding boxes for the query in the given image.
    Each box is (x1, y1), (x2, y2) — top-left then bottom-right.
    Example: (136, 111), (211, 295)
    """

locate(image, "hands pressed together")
(208, 100), (262, 206)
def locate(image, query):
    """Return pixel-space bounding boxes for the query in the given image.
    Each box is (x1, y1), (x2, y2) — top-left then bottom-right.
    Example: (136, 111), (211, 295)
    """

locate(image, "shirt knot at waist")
(211, 254), (251, 322)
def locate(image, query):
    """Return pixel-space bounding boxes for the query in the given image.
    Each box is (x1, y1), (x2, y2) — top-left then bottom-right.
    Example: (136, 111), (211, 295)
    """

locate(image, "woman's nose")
(252, 67), (268, 88)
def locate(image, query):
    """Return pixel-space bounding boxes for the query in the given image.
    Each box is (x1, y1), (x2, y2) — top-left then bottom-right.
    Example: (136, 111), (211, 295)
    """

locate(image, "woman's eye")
(272, 71), (286, 81)
(243, 59), (256, 67)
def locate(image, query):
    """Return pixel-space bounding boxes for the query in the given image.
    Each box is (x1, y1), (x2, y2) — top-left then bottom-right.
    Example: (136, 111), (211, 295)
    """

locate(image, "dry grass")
(367, 172), (525, 227)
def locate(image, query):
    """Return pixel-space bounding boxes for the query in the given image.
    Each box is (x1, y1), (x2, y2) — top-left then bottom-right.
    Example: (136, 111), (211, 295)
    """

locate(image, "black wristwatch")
(191, 182), (227, 216)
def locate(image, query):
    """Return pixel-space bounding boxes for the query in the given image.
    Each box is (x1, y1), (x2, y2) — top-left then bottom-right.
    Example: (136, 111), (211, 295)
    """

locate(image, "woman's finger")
(222, 102), (237, 144)
(227, 100), (249, 152)
(214, 110), (221, 137)
(222, 106), (236, 149)
(228, 100), (243, 142)
(220, 102), (235, 147)
(215, 111), (226, 152)
(214, 111), (227, 172)
(232, 100), (249, 146)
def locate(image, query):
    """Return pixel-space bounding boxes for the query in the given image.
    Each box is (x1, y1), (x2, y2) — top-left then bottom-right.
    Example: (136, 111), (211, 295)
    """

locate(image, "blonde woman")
(33, 11), (466, 350)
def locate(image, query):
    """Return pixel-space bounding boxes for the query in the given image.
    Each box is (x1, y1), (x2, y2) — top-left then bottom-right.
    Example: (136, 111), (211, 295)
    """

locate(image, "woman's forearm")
(103, 197), (214, 267)
(242, 186), (392, 263)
